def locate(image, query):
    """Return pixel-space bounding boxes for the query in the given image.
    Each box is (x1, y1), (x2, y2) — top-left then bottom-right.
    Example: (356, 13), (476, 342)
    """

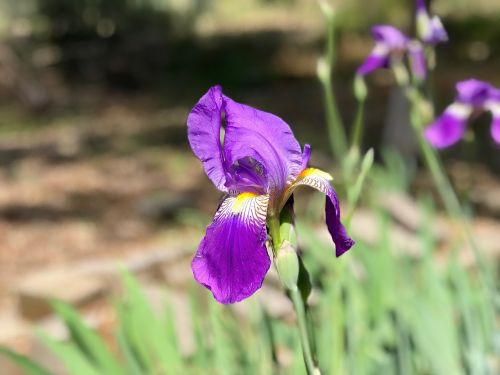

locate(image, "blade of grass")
(52, 301), (123, 375)
(0, 347), (53, 375)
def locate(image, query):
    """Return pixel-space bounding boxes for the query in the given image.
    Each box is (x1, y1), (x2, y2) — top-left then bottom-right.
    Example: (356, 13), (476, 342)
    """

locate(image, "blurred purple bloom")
(187, 86), (354, 303)
(357, 25), (409, 76)
(425, 79), (500, 148)
(408, 41), (427, 81)
(486, 88), (500, 143)
(416, 0), (448, 45)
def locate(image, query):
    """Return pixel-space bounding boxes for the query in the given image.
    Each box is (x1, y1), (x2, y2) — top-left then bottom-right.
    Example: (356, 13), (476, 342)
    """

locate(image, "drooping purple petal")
(187, 86), (228, 192)
(491, 118), (500, 144)
(192, 193), (270, 304)
(285, 168), (355, 257)
(455, 79), (491, 107)
(424, 103), (472, 148)
(357, 25), (408, 76)
(408, 41), (427, 81)
(486, 87), (500, 144)
(357, 45), (391, 76)
(222, 95), (302, 194)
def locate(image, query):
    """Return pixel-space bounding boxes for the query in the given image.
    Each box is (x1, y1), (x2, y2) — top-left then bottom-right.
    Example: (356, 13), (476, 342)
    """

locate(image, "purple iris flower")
(416, 0), (448, 45)
(357, 25), (409, 76)
(424, 79), (500, 148)
(187, 86), (354, 304)
(358, 25), (428, 80)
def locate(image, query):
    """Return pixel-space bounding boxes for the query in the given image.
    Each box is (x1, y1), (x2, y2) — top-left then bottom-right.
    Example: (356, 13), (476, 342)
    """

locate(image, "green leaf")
(37, 332), (101, 375)
(0, 347), (53, 375)
(52, 301), (123, 375)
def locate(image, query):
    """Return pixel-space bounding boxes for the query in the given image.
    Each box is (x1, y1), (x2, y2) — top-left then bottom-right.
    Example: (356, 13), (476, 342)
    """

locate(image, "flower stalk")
(268, 213), (321, 375)
(394, 65), (496, 340)
(317, 1), (348, 162)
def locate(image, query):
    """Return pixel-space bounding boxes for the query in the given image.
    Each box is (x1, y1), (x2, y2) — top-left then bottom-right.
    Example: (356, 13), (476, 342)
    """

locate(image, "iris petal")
(223, 95), (303, 194)
(408, 41), (427, 81)
(301, 144), (312, 170)
(486, 89), (500, 144)
(357, 45), (390, 75)
(455, 79), (490, 107)
(285, 168), (355, 257)
(424, 103), (471, 148)
(192, 193), (270, 304)
(187, 86), (228, 192)
(357, 25), (408, 76)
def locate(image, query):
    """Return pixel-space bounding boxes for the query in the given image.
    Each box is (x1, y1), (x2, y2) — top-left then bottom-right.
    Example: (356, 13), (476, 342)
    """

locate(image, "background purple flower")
(357, 25), (409, 76)
(425, 79), (500, 148)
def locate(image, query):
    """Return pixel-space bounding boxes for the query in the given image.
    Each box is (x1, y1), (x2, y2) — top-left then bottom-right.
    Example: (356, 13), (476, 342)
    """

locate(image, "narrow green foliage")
(51, 301), (123, 375)
(0, 347), (52, 375)
(37, 332), (101, 375)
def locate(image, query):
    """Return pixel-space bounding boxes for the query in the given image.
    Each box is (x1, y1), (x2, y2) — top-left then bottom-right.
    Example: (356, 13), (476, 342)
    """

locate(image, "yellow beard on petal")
(232, 192), (258, 213)
(298, 168), (333, 181)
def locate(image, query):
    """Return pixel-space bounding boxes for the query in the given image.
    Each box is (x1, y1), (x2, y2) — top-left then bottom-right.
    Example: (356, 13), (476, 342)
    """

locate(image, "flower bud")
(275, 241), (299, 291)
(353, 75), (367, 101)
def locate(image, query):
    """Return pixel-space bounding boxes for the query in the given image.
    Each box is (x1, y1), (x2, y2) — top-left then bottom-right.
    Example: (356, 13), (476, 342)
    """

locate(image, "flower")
(424, 79), (500, 148)
(415, 0), (448, 45)
(357, 25), (409, 76)
(187, 86), (354, 303)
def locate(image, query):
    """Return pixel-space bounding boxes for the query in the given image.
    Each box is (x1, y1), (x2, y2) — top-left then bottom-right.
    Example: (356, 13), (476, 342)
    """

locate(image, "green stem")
(268, 215), (282, 253)
(394, 60), (495, 344)
(406, 90), (495, 335)
(290, 288), (319, 375)
(408, 93), (489, 276)
(318, 5), (348, 162)
(268, 217), (320, 375)
(350, 98), (365, 150)
(321, 80), (347, 161)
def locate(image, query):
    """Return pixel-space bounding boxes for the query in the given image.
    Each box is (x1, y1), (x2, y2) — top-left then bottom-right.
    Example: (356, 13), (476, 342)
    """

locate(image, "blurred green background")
(0, 0), (498, 374)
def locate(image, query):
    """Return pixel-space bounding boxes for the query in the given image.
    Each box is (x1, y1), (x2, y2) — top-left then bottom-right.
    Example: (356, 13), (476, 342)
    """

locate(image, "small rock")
(16, 270), (106, 320)
(471, 186), (500, 218)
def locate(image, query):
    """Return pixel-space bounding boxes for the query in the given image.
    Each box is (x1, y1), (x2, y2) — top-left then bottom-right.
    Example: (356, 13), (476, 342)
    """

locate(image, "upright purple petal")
(408, 41), (427, 81)
(284, 168), (354, 257)
(429, 16), (448, 44)
(192, 193), (270, 304)
(486, 87), (500, 144)
(187, 86), (228, 192)
(455, 79), (491, 107)
(424, 103), (471, 148)
(223, 95), (302, 194)
(357, 44), (391, 76)
(372, 25), (409, 49)
(357, 25), (408, 76)
(416, 0), (448, 45)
